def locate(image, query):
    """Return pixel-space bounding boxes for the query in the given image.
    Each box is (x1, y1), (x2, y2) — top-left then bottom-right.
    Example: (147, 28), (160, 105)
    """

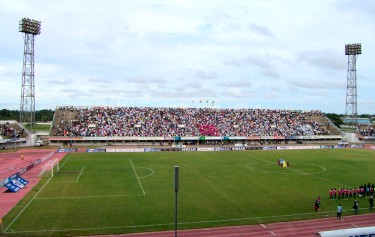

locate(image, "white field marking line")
(129, 159), (145, 195)
(58, 153), (73, 170)
(36, 156), (145, 200)
(293, 162), (326, 175)
(35, 193), (144, 200)
(4, 209), (372, 234)
(3, 221), (175, 234)
(352, 224), (358, 227)
(3, 154), (73, 232)
(177, 207), (365, 226)
(261, 224), (266, 228)
(1, 210), (350, 235)
(270, 231), (276, 236)
(285, 165), (352, 188)
(245, 162), (326, 175)
(248, 155), (352, 188)
(138, 167), (154, 179)
(177, 212), (320, 225)
(52, 181), (75, 183)
(4, 175), (53, 232)
(75, 166), (85, 183)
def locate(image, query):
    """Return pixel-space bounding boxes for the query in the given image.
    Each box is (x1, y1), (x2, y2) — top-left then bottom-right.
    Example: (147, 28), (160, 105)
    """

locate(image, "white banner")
(106, 148), (144, 153)
(205, 136), (223, 140)
(229, 136), (247, 140)
(276, 146), (290, 150)
(315, 226), (375, 237)
(277, 146), (321, 150)
(197, 147), (215, 152)
(181, 137), (199, 140)
(137, 137), (164, 141)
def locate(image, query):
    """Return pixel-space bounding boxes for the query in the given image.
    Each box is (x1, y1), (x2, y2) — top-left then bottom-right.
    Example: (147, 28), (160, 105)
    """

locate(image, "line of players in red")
(329, 184), (374, 200)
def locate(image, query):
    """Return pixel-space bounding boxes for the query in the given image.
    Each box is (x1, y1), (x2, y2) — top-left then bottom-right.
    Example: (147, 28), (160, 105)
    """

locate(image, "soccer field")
(2, 149), (375, 236)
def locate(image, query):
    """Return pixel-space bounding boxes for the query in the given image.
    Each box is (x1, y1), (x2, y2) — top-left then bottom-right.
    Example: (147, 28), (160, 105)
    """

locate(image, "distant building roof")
(343, 117), (371, 125)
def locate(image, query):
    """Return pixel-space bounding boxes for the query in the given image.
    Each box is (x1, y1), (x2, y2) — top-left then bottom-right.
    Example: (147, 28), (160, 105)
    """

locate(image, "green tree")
(0, 109), (18, 120)
(325, 113), (344, 128)
(0, 109), (54, 122)
(35, 109), (54, 122)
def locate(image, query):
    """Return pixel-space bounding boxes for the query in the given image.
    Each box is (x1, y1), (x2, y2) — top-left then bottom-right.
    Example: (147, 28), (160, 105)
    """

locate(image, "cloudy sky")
(0, 0), (374, 114)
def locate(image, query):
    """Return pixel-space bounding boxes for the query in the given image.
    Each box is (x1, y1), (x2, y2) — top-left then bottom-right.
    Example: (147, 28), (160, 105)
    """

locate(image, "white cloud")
(248, 22), (276, 39)
(297, 49), (345, 71)
(0, 0), (374, 113)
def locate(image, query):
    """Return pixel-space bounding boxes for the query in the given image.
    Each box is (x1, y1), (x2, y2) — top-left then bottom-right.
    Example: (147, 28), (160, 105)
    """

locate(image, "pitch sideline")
(3, 208), (372, 235)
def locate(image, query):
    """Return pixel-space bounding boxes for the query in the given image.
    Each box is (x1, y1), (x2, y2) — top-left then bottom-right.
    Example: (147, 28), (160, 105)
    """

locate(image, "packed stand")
(53, 106), (329, 137)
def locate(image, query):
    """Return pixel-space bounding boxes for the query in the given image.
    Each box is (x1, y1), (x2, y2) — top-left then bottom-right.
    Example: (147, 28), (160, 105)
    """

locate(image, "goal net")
(38, 159), (60, 178)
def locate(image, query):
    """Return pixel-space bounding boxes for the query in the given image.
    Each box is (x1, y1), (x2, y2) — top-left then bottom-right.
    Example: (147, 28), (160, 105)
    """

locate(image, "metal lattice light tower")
(345, 43), (361, 127)
(19, 18), (41, 133)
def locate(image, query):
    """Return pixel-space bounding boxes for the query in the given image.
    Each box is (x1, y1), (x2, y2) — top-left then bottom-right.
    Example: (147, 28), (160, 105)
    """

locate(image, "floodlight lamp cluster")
(345, 43), (361, 55)
(19, 18), (41, 35)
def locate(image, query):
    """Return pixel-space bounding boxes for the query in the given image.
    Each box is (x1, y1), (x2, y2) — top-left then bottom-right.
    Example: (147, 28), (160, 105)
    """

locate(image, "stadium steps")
(307, 115), (341, 135)
(50, 109), (79, 136)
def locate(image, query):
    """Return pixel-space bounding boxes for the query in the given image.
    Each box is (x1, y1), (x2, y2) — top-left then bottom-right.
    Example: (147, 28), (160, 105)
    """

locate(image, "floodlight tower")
(19, 18), (41, 133)
(344, 43), (361, 127)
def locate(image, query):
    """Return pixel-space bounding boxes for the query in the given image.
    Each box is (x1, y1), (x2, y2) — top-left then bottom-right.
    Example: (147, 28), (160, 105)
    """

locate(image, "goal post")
(38, 159), (60, 178)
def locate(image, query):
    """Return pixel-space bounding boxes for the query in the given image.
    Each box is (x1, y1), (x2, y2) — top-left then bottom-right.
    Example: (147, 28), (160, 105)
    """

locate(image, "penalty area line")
(75, 166), (85, 183)
(35, 193), (144, 200)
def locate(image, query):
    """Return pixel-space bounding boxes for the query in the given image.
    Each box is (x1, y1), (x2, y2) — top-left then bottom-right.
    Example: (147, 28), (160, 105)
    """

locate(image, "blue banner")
(144, 148), (161, 152)
(214, 147), (231, 151)
(16, 177), (29, 186)
(263, 146), (277, 150)
(57, 148), (78, 153)
(5, 182), (21, 192)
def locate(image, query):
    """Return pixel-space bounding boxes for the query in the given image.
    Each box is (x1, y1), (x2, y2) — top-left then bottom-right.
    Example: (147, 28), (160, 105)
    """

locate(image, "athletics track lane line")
(91, 213), (375, 237)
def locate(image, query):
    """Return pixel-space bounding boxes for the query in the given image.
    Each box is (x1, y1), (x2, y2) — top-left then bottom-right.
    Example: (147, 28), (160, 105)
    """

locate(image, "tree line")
(0, 109), (54, 122)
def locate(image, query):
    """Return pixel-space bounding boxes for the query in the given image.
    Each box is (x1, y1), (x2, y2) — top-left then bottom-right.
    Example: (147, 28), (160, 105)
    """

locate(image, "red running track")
(0, 149), (66, 218)
(93, 213), (375, 237)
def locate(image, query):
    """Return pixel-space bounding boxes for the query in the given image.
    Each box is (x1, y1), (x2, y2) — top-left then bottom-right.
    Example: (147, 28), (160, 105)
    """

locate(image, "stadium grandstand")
(46, 106), (344, 146)
(3, 106), (375, 148)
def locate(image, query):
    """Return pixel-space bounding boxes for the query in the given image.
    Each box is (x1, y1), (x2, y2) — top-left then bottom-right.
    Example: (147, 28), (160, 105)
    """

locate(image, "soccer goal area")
(38, 159), (60, 178)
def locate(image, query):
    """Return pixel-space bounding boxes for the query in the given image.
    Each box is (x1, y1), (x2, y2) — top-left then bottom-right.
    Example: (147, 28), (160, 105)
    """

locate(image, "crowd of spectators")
(1, 122), (22, 138)
(53, 106), (329, 138)
(360, 126), (375, 137)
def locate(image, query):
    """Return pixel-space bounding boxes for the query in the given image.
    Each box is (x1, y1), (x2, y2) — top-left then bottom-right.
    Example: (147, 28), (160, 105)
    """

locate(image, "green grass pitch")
(2, 148), (375, 236)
